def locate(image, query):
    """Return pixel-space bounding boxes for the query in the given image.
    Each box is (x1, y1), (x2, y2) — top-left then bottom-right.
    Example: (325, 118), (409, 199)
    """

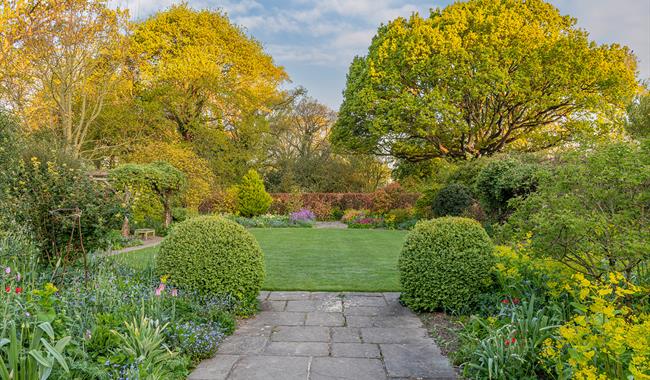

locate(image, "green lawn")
(114, 228), (407, 291)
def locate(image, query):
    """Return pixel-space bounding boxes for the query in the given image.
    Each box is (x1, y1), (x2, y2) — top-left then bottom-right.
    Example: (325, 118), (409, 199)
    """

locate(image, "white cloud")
(332, 29), (376, 50)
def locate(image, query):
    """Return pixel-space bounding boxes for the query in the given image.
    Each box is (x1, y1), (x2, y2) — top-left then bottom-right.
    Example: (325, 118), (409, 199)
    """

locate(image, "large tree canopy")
(1, 0), (130, 158)
(130, 4), (287, 141)
(331, 0), (639, 162)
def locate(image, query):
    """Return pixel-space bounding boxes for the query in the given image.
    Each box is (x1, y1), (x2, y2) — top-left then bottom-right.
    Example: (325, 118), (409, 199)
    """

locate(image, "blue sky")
(110, 0), (650, 110)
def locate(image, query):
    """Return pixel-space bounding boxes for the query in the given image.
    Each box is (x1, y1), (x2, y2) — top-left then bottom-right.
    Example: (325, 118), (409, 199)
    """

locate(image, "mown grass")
(113, 228), (407, 291)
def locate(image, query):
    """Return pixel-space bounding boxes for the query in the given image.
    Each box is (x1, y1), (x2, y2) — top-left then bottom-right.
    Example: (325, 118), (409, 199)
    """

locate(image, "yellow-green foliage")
(332, 0), (638, 161)
(129, 141), (215, 209)
(492, 244), (573, 298)
(236, 170), (272, 217)
(542, 273), (650, 379)
(399, 217), (494, 312)
(156, 216), (265, 306)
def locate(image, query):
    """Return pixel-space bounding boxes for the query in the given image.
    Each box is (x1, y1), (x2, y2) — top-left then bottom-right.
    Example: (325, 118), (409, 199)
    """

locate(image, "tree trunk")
(163, 201), (172, 228)
(121, 216), (130, 237)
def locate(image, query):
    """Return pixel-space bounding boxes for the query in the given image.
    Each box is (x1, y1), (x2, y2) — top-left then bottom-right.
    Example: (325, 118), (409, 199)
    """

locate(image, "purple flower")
(4, 267), (10, 275)
(290, 208), (315, 222)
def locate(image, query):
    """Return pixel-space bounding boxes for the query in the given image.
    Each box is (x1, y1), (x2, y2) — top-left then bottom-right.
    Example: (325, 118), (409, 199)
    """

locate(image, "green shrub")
(156, 216), (265, 307)
(10, 151), (123, 264)
(236, 169), (273, 217)
(475, 157), (539, 220)
(172, 207), (199, 223)
(399, 217), (494, 312)
(505, 141), (650, 280)
(385, 208), (417, 229)
(431, 183), (473, 217)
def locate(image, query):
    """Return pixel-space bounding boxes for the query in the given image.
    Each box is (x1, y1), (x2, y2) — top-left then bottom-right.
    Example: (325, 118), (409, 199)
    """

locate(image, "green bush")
(505, 141), (650, 280)
(236, 169), (273, 217)
(399, 217), (494, 312)
(9, 150), (123, 264)
(172, 207), (199, 223)
(431, 183), (473, 217)
(156, 216), (265, 307)
(475, 157), (539, 220)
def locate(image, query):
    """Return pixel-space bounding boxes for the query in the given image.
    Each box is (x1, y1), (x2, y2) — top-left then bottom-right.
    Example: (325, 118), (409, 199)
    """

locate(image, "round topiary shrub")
(431, 183), (473, 217)
(399, 217), (494, 312)
(156, 216), (265, 307)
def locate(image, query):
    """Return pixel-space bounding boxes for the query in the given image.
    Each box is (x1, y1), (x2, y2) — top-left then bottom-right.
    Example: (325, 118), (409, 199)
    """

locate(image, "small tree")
(237, 169), (272, 217)
(110, 162), (187, 229)
(505, 142), (650, 281)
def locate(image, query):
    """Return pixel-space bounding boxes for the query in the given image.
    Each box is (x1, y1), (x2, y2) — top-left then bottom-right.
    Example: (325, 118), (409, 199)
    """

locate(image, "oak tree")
(332, 0), (639, 161)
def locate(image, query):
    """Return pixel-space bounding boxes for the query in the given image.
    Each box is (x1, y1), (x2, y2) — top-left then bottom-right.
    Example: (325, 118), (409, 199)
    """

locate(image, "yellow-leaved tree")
(130, 4), (287, 139)
(128, 141), (215, 210)
(0, 0), (130, 158)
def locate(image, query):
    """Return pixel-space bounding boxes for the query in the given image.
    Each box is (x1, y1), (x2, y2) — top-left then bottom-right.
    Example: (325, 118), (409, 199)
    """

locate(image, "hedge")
(269, 192), (421, 217)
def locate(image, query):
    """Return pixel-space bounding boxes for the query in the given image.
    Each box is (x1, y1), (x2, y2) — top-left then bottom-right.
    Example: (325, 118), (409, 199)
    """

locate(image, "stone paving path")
(189, 291), (456, 380)
(106, 236), (163, 256)
(313, 221), (348, 229)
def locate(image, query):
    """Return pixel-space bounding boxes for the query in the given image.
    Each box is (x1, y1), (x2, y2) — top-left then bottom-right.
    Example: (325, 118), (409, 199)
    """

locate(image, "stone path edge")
(189, 291), (457, 380)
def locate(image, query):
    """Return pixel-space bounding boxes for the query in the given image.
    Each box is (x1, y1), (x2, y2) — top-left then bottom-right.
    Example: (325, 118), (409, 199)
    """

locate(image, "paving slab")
(228, 355), (309, 380)
(361, 327), (429, 344)
(310, 357), (387, 380)
(381, 342), (457, 379)
(188, 354), (239, 380)
(268, 291), (312, 301)
(246, 311), (306, 327)
(189, 291), (456, 379)
(305, 311), (345, 326)
(216, 336), (268, 355)
(260, 300), (287, 312)
(331, 327), (362, 343)
(263, 341), (329, 356)
(332, 343), (380, 358)
(271, 326), (331, 342)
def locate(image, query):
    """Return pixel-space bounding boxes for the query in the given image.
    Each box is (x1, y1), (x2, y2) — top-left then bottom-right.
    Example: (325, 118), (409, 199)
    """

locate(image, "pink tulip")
(171, 288), (178, 297)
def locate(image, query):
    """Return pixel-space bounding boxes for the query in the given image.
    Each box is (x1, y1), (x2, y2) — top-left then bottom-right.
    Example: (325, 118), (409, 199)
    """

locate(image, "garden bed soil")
(418, 312), (463, 359)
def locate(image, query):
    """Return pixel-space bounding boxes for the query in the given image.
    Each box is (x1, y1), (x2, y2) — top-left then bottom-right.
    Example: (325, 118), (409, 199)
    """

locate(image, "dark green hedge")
(156, 216), (265, 307)
(399, 217), (494, 312)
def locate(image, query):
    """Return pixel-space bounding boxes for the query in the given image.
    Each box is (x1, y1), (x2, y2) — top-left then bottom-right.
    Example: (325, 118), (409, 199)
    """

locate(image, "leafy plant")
(9, 151), (123, 264)
(331, 0), (637, 160)
(165, 321), (225, 362)
(110, 161), (187, 228)
(0, 321), (71, 380)
(505, 142), (650, 280)
(541, 273), (650, 379)
(463, 297), (561, 379)
(475, 157), (539, 221)
(110, 314), (175, 379)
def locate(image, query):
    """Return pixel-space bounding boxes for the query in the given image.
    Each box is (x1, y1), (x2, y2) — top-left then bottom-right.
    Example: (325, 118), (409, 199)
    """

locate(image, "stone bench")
(134, 228), (156, 240)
